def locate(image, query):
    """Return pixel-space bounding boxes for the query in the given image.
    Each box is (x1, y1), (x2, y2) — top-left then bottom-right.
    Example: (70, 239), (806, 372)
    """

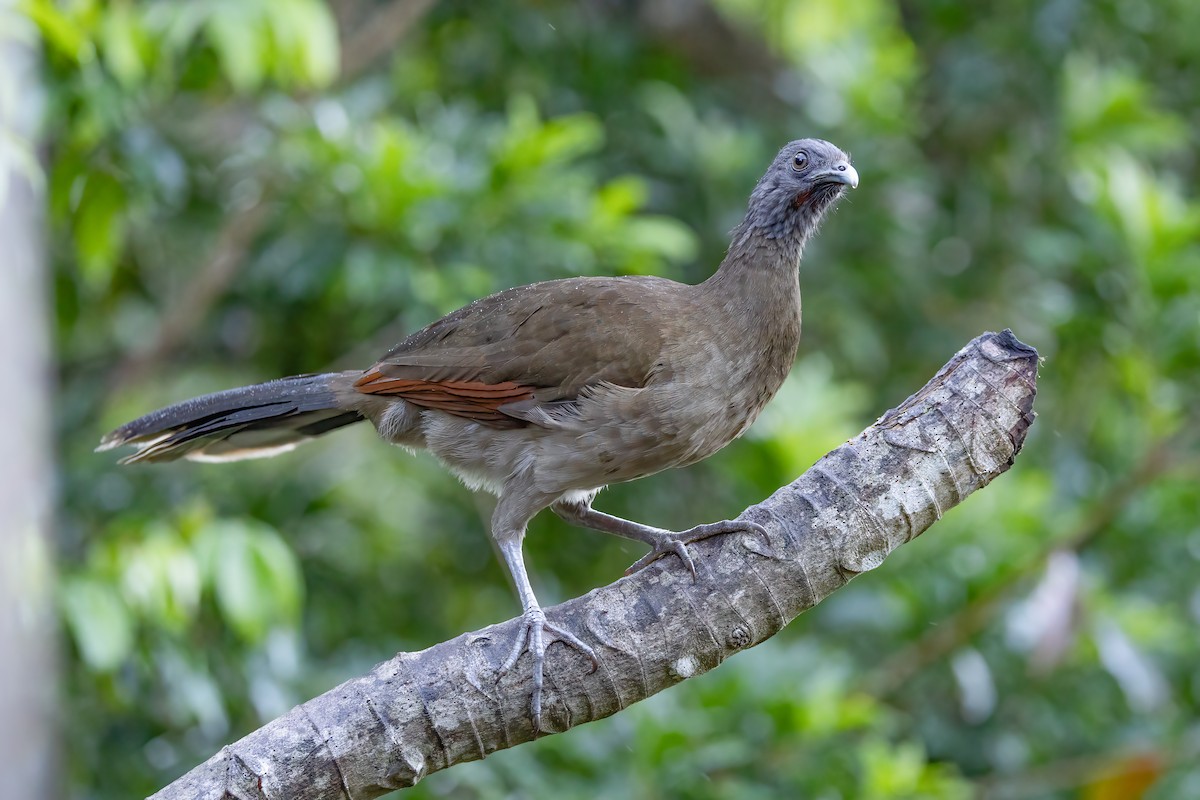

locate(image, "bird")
(99, 138), (858, 729)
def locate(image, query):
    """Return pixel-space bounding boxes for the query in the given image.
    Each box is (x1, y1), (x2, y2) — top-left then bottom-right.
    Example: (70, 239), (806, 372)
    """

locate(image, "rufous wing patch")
(353, 369), (536, 426)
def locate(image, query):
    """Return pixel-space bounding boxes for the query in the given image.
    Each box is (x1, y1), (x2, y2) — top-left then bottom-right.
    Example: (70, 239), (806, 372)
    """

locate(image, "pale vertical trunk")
(0, 4), (56, 798)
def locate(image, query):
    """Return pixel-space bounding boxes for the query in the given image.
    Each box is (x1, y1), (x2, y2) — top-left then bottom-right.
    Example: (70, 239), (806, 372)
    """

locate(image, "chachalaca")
(99, 138), (858, 729)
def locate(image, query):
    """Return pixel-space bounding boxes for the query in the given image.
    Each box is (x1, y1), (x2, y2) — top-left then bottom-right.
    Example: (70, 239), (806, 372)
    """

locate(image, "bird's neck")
(701, 218), (806, 300)
(689, 218), (804, 423)
(695, 221), (804, 362)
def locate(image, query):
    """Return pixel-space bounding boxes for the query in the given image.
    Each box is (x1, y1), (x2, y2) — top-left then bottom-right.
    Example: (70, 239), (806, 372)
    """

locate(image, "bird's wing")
(354, 276), (681, 428)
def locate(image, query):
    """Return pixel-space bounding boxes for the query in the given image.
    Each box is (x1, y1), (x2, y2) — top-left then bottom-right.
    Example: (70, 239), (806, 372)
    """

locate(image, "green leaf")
(497, 97), (604, 173)
(119, 529), (201, 632)
(205, 4), (266, 92)
(99, 1), (147, 87)
(269, 0), (340, 88)
(1063, 55), (1188, 155)
(61, 576), (134, 672)
(860, 737), (927, 797)
(595, 176), (649, 217)
(623, 216), (699, 264)
(22, 0), (95, 63)
(199, 520), (304, 643)
(73, 171), (127, 288)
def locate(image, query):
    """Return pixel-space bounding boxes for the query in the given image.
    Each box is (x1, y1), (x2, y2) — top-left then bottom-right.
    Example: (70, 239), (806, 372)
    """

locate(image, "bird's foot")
(500, 604), (598, 731)
(625, 519), (770, 579)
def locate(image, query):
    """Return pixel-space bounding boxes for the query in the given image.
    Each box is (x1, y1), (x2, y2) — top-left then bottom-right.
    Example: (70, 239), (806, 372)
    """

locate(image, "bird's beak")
(817, 161), (859, 189)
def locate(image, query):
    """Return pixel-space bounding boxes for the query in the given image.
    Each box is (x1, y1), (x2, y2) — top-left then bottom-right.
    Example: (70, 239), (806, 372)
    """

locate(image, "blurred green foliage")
(35, 0), (1199, 797)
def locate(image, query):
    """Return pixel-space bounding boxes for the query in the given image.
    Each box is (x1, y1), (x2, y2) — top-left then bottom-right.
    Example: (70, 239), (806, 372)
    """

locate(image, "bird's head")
(743, 138), (857, 244)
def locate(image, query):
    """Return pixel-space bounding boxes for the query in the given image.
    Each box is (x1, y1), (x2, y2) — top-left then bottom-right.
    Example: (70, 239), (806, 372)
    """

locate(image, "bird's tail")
(97, 372), (364, 464)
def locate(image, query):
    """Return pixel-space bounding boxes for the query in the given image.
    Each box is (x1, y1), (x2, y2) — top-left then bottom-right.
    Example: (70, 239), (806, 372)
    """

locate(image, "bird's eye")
(792, 152), (808, 171)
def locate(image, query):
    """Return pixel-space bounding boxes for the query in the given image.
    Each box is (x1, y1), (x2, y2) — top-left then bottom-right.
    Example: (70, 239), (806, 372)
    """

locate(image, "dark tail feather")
(98, 372), (363, 464)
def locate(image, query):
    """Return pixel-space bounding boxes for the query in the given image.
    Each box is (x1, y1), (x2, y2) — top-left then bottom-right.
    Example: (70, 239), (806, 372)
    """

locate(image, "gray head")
(742, 138), (857, 243)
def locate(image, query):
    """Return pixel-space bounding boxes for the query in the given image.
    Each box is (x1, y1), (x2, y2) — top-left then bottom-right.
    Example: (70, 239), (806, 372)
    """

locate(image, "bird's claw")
(625, 519), (771, 580)
(626, 536), (697, 578)
(499, 605), (598, 732)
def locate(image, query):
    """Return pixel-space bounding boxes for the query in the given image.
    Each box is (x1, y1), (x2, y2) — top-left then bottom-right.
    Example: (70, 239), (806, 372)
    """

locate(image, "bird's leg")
(553, 500), (769, 580)
(492, 515), (597, 731)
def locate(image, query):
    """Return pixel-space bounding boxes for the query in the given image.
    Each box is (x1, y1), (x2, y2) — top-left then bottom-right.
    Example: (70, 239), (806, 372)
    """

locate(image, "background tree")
(0, 2), (56, 798)
(33, 0), (1200, 797)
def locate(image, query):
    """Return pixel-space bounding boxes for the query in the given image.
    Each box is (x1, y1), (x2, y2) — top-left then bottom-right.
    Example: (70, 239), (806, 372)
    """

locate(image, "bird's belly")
(418, 413), (530, 495)
(528, 380), (772, 491)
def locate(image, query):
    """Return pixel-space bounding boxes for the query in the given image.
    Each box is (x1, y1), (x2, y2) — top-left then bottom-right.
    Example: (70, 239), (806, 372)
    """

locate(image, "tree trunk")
(0, 5), (57, 799)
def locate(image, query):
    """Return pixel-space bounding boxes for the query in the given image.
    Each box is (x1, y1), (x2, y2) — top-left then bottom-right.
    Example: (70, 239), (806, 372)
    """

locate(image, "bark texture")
(152, 329), (1038, 800)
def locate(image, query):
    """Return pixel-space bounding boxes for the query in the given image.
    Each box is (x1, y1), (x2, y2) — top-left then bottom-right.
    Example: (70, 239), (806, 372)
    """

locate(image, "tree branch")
(150, 330), (1038, 800)
(632, 0), (786, 84)
(339, 0), (438, 79)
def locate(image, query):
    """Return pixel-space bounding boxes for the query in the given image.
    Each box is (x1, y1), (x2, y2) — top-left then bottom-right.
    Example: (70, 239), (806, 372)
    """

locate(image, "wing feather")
(352, 276), (682, 429)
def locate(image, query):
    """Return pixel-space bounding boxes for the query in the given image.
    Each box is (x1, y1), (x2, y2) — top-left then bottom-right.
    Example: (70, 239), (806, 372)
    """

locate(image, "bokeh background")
(13, 0), (1200, 796)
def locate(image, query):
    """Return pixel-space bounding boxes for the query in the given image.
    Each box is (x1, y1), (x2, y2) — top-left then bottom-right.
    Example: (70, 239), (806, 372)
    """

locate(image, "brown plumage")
(99, 139), (859, 729)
